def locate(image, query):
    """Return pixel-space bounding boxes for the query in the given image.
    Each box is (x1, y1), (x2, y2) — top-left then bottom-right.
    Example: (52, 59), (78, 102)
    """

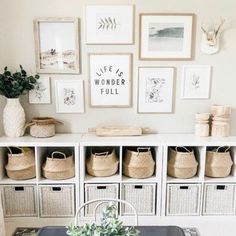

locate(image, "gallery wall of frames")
(1, 0), (235, 134)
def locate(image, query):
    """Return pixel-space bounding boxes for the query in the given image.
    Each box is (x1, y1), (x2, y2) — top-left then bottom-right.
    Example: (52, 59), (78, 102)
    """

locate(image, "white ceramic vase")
(3, 98), (26, 137)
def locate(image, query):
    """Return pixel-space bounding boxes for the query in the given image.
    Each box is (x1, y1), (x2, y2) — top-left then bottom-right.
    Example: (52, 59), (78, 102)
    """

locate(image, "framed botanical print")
(139, 13), (194, 60)
(181, 65), (212, 99)
(55, 80), (84, 113)
(85, 5), (134, 44)
(89, 54), (132, 107)
(138, 67), (175, 113)
(29, 77), (51, 104)
(34, 18), (80, 74)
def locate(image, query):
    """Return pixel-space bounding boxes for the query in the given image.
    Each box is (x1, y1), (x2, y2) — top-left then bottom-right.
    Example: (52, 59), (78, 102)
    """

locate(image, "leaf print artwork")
(33, 81), (47, 100)
(97, 17), (118, 30)
(145, 78), (166, 103)
(192, 74), (200, 89)
(64, 88), (76, 106)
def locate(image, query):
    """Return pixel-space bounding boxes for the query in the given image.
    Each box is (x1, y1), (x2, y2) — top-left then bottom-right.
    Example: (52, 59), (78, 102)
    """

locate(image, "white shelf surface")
(122, 175), (158, 183)
(38, 177), (77, 184)
(204, 176), (236, 183)
(166, 176), (201, 183)
(0, 177), (37, 184)
(84, 174), (121, 183)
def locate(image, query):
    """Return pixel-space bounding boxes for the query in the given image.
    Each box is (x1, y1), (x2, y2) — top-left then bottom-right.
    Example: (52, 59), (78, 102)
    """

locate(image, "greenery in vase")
(0, 65), (39, 98)
(67, 202), (140, 236)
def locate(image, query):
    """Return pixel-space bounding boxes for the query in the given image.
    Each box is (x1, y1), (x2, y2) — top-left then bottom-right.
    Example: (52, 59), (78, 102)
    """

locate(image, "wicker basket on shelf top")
(5, 147), (36, 180)
(123, 147), (155, 179)
(168, 146), (198, 179)
(26, 117), (62, 138)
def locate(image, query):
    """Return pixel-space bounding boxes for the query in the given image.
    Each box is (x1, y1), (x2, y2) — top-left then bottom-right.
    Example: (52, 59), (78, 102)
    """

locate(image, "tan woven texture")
(168, 147), (198, 179)
(205, 147), (233, 177)
(5, 147), (36, 180)
(86, 147), (119, 177)
(123, 147), (155, 179)
(42, 151), (75, 180)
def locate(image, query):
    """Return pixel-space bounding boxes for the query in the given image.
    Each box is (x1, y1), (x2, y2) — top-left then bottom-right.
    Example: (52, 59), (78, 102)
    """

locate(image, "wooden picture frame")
(137, 66), (175, 113)
(85, 5), (134, 45)
(89, 53), (132, 108)
(34, 18), (80, 74)
(139, 13), (194, 60)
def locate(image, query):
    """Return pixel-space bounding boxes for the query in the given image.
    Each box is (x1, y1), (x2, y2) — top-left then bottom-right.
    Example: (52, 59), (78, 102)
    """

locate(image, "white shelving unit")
(1, 133), (236, 230)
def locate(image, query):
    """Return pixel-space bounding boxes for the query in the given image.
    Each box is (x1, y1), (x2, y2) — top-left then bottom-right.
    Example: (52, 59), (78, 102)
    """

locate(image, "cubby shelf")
(1, 133), (236, 227)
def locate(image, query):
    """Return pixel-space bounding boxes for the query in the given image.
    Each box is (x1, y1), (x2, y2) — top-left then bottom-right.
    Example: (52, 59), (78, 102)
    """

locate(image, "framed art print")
(29, 77), (51, 104)
(138, 67), (175, 113)
(55, 80), (84, 113)
(139, 13), (194, 60)
(34, 18), (80, 74)
(181, 65), (212, 99)
(85, 5), (134, 44)
(89, 54), (132, 107)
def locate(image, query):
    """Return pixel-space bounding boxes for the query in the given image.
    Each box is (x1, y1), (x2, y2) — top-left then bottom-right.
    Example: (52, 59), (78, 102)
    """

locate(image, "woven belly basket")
(86, 147), (119, 177)
(123, 147), (155, 179)
(5, 147), (36, 180)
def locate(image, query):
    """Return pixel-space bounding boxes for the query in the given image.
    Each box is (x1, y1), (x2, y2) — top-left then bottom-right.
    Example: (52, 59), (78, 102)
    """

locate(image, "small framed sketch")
(138, 67), (175, 113)
(29, 77), (51, 104)
(34, 18), (80, 74)
(55, 80), (84, 113)
(85, 5), (134, 44)
(139, 13), (194, 60)
(181, 65), (212, 99)
(89, 54), (132, 107)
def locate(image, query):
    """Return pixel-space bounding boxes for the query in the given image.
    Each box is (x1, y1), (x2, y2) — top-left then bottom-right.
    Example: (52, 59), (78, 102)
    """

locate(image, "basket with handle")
(75, 198), (138, 226)
(5, 147), (36, 180)
(86, 147), (119, 177)
(42, 151), (75, 180)
(123, 147), (155, 179)
(168, 146), (198, 179)
(205, 146), (233, 178)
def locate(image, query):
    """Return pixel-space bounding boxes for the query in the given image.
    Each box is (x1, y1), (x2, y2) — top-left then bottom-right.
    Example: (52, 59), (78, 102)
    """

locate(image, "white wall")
(1, 0), (236, 135)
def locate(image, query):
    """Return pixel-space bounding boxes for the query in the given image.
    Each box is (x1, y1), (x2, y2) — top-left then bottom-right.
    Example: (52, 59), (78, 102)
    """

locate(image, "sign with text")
(89, 54), (132, 107)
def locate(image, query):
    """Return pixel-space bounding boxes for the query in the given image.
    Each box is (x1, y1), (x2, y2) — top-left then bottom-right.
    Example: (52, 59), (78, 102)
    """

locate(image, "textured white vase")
(3, 98), (26, 137)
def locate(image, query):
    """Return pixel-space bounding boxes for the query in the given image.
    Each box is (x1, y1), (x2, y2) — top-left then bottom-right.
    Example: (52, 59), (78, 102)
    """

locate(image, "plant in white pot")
(0, 66), (39, 137)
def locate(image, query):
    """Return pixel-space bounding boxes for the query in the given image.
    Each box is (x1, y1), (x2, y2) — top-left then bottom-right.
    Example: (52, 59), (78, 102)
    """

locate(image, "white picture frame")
(85, 5), (134, 44)
(89, 53), (132, 107)
(138, 67), (175, 113)
(139, 13), (194, 60)
(55, 79), (85, 113)
(29, 77), (51, 104)
(181, 65), (212, 99)
(34, 18), (80, 74)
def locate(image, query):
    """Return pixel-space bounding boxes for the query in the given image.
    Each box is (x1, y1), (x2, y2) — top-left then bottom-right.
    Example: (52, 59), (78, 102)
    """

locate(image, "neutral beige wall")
(1, 0), (236, 135)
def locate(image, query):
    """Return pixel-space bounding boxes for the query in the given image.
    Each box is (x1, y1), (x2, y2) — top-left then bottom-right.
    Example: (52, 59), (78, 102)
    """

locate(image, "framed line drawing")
(34, 18), (80, 74)
(181, 65), (212, 99)
(139, 13), (194, 60)
(85, 5), (134, 44)
(89, 53), (132, 107)
(138, 67), (175, 113)
(29, 77), (51, 104)
(55, 79), (85, 113)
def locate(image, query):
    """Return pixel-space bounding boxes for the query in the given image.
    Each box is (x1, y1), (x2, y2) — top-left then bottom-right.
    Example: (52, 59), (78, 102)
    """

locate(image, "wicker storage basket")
(39, 184), (75, 217)
(27, 117), (62, 138)
(203, 184), (236, 215)
(122, 184), (156, 215)
(168, 147), (198, 179)
(86, 147), (119, 177)
(2, 185), (37, 217)
(5, 147), (36, 180)
(205, 146), (233, 177)
(84, 184), (119, 216)
(166, 184), (201, 216)
(123, 147), (155, 179)
(42, 151), (75, 180)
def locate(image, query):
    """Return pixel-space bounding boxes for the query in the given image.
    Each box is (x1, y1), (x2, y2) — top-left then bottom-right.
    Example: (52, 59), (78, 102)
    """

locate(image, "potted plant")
(0, 66), (39, 137)
(67, 203), (139, 236)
